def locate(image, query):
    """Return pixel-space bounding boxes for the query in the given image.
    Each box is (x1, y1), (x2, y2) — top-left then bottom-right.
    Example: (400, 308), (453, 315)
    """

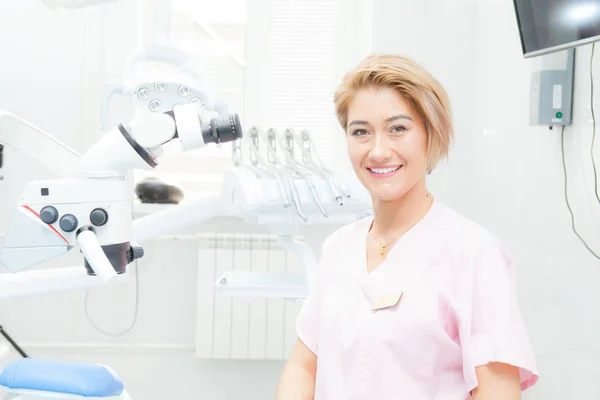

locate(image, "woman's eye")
(391, 125), (407, 133)
(352, 129), (368, 136)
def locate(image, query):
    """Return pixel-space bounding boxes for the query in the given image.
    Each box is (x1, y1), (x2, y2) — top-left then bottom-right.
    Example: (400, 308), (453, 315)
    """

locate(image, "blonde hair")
(334, 54), (453, 173)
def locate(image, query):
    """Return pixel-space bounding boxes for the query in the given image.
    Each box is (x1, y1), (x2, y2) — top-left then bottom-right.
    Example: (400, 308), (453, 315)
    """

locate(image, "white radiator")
(194, 233), (306, 360)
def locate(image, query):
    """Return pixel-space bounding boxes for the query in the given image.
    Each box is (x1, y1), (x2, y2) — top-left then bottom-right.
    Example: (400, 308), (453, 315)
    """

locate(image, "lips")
(367, 165), (403, 177)
(369, 166), (400, 174)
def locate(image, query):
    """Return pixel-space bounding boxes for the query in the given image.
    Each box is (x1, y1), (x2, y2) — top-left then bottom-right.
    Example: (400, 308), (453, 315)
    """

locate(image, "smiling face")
(345, 86), (429, 202)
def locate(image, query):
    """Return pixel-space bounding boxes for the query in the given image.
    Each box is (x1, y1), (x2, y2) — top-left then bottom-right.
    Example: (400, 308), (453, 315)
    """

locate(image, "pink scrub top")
(296, 200), (539, 399)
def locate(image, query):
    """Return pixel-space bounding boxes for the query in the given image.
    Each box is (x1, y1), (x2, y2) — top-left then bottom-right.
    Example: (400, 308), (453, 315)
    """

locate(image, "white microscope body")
(0, 104), (242, 295)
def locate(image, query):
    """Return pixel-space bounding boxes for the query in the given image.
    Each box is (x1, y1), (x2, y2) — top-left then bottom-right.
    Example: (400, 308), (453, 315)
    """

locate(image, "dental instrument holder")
(215, 126), (372, 299)
(225, 126), (371, 225)
(0, 104), (242, 300)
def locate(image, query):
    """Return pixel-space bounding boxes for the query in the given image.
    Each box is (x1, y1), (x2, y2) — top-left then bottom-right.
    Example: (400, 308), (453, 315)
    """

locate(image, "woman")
(275, 54), (539, 399)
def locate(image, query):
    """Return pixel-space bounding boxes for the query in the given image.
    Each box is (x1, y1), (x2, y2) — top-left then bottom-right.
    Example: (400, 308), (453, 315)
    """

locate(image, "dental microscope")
(0, 104), (242, 291)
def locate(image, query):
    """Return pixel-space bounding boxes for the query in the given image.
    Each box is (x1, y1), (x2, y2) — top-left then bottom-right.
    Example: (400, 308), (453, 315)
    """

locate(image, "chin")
(357, 174), (409, 202)
(367, 188), (409, 203)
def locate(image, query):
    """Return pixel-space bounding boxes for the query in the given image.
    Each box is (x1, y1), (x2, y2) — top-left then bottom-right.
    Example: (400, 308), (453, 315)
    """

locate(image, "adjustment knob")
(40, 206), (59, 224)
(127, 245), (145, 263)
(59, 214), (78, 232)
(90, 208), (108, 226)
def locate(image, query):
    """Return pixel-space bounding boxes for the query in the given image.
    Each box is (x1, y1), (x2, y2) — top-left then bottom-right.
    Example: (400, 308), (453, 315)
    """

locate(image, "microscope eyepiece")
(202, 114), (243, 145)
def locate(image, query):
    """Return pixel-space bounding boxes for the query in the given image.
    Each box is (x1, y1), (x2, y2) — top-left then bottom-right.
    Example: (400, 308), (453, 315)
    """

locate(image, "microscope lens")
(201, 114), (243, 144)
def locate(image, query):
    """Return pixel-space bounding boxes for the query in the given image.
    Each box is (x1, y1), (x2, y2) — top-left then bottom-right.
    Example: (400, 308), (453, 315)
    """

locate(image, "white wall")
(373, 0), (600, 398)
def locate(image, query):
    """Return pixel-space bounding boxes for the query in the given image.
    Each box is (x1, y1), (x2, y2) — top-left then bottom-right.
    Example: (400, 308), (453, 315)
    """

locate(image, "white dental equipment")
(222, 126), (369, 225)
(0, 104), (242, 300)
(130, 125), (372, 299)
(0, 105), (242, 400)
(212, 126), (372, 298)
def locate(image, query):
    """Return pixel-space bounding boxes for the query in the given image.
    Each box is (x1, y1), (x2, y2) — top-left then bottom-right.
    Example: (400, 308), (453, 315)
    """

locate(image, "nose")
(368, 132), (393, 162)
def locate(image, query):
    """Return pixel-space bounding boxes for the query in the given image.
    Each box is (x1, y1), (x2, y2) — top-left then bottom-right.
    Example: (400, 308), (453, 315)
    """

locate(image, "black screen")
(514, 0), (600, 56)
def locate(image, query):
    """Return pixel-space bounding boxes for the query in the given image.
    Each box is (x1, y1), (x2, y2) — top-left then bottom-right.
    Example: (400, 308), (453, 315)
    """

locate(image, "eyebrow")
(348, 114), (413, 127)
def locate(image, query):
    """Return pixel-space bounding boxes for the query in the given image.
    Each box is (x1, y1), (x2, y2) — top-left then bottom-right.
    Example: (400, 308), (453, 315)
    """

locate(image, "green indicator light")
(556, 112), (563, 118)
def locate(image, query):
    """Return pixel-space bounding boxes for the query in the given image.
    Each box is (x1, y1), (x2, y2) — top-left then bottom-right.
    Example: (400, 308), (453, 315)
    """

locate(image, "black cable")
(0, 326), (28, 358)
(590, 43), (598, 203)
(561, 125), (600, 259)
(0, 144), (4, 181)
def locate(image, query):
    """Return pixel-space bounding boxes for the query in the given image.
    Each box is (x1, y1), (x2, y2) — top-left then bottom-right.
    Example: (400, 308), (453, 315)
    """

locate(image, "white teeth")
(370, 166), (400, 174)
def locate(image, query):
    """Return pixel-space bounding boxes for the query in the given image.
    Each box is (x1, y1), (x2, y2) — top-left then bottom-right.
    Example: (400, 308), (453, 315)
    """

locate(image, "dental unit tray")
(220, 167), (371, 226)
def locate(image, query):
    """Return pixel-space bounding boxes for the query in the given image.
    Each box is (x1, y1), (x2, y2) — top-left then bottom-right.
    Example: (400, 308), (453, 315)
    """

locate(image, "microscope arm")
(0, 111), (82, 178)
(0, 104), (242, 179)
(76, 105), (242, 177)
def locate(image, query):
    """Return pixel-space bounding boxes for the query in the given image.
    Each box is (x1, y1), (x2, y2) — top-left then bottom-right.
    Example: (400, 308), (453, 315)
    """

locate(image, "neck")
(371, 179), (432, 239)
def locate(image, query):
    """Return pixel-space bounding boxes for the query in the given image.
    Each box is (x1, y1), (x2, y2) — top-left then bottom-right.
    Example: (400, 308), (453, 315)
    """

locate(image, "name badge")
(371, 291), (403, 310)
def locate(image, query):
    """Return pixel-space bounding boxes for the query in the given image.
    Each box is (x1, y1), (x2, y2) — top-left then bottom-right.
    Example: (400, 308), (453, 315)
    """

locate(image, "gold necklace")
(373, 194), (434, 256)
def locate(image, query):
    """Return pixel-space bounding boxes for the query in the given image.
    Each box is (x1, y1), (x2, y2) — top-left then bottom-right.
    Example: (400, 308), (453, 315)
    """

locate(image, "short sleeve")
(295, 234), (335, 356)
(453, 235), (539, 393)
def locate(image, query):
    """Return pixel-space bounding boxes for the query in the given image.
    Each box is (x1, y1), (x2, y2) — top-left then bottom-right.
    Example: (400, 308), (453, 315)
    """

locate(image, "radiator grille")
(194, 233), (304, 360)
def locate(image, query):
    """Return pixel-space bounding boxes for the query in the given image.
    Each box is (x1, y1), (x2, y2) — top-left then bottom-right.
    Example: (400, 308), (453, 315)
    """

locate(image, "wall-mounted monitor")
(514, 0), (600, 57)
